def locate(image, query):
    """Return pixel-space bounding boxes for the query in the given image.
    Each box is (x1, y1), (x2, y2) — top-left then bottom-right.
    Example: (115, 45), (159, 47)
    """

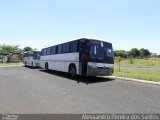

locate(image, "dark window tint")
(41, 50), (43, 56)
(103, 43), (114, 58)
(29, 51), (33, 57)
(36, 52), (40, 59)
(33, 51), (36, 58)
(43, 49), (47, 55)
(62, 43), (70, 53)
(57, 45), (62, 54)
(33, 51), (40, 59)
(51, 46), (57, 54)
(70, 41), (78, 52)
(47, 47), (51, 55)
(23, 53), (28, 57)
(40, 50), (43, 56)
(89, 41), (105, 60)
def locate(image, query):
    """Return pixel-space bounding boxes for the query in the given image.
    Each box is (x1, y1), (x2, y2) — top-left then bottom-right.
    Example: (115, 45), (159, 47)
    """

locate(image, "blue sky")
(0, 0), (160, 53)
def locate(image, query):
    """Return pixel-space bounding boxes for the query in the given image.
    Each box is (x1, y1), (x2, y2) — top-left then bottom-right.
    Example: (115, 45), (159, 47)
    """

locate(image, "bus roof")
(78, 38), (112, 44)
(42, 38), (112, 50)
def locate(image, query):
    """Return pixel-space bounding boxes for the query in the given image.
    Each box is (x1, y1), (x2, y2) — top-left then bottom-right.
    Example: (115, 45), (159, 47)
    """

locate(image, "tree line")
(114, 48), (151, 59)
(0, 45), (34, 55)
(0, 44), (34, 62)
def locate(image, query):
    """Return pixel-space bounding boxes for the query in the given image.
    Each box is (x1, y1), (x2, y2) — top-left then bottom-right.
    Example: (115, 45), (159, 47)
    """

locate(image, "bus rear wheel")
(69, 64), (76, 77)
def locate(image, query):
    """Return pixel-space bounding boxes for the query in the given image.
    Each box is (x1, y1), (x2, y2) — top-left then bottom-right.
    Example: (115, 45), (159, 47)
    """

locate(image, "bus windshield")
(89, 40), (114, 62)
(33, 51), (41, 60)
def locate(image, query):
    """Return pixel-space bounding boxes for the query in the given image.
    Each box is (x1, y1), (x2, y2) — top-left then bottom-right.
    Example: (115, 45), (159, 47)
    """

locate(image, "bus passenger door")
(79, 40), (88, 76)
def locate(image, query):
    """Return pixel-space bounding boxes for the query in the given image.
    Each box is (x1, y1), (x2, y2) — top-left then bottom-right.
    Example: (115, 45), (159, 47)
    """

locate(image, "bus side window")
(43, 49), (47, 56)
(51, 46), (56, 55)
(47, 47), (51, 55)
(36, 52), (40, 59)
(40, 49), (43, 56)
(42, 49), (44, 56)
(70, 42), (73, 53)
(70, 41), (78, 53)
(33, 53), (35, 57)
(62, 43), (70, 53)
(57, 45), (62, 54)
(42, 49), (44, 55)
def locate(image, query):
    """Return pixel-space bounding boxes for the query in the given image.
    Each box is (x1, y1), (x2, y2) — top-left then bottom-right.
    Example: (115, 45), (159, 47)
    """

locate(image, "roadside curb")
(0, 65), (23, 68)
(105, 76), (160, 86)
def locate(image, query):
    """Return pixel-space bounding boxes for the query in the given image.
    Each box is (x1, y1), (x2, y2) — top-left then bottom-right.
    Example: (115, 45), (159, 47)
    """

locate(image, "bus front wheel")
(69, 64), (76, 77)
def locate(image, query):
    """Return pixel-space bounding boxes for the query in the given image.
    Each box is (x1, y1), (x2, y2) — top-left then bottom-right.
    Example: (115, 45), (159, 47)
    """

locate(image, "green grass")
(113, 67), (160, 82)
(0, 62), (22, 66)
(115, 58), (160, 67)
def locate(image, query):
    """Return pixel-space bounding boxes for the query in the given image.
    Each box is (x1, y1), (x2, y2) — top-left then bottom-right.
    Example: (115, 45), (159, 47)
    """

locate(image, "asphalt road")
(0, 66), (159, 113)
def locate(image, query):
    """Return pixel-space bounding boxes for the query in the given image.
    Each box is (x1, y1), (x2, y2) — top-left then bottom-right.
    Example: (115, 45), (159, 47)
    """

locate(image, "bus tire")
(45, 63), (49, 70)
(69, 64), (77, 77)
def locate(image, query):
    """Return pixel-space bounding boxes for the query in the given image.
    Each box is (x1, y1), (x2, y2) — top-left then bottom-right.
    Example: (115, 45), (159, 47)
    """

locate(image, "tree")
(0, 45), (22, 62)
(13, 45), (23, 54)
(114, 50), (129, 58)
(129, 48), (140, 58)
(140, 48), (151, 58)
(115, 57), (123, 72)
(23, 47), (33, 52)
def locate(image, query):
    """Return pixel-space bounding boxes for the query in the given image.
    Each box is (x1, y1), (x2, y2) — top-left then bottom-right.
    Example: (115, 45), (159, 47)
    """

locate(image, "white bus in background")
(40, 38), (114, 77)
(22, 51), (41, 67)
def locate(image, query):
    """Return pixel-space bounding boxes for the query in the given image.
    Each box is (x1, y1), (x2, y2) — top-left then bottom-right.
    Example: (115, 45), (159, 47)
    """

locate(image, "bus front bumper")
(87, 65), (114, 76)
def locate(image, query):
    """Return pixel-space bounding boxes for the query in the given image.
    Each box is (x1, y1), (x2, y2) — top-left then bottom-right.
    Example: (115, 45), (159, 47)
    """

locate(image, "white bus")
(23, 51), (41, 67)
(40, 38), (114, 77)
